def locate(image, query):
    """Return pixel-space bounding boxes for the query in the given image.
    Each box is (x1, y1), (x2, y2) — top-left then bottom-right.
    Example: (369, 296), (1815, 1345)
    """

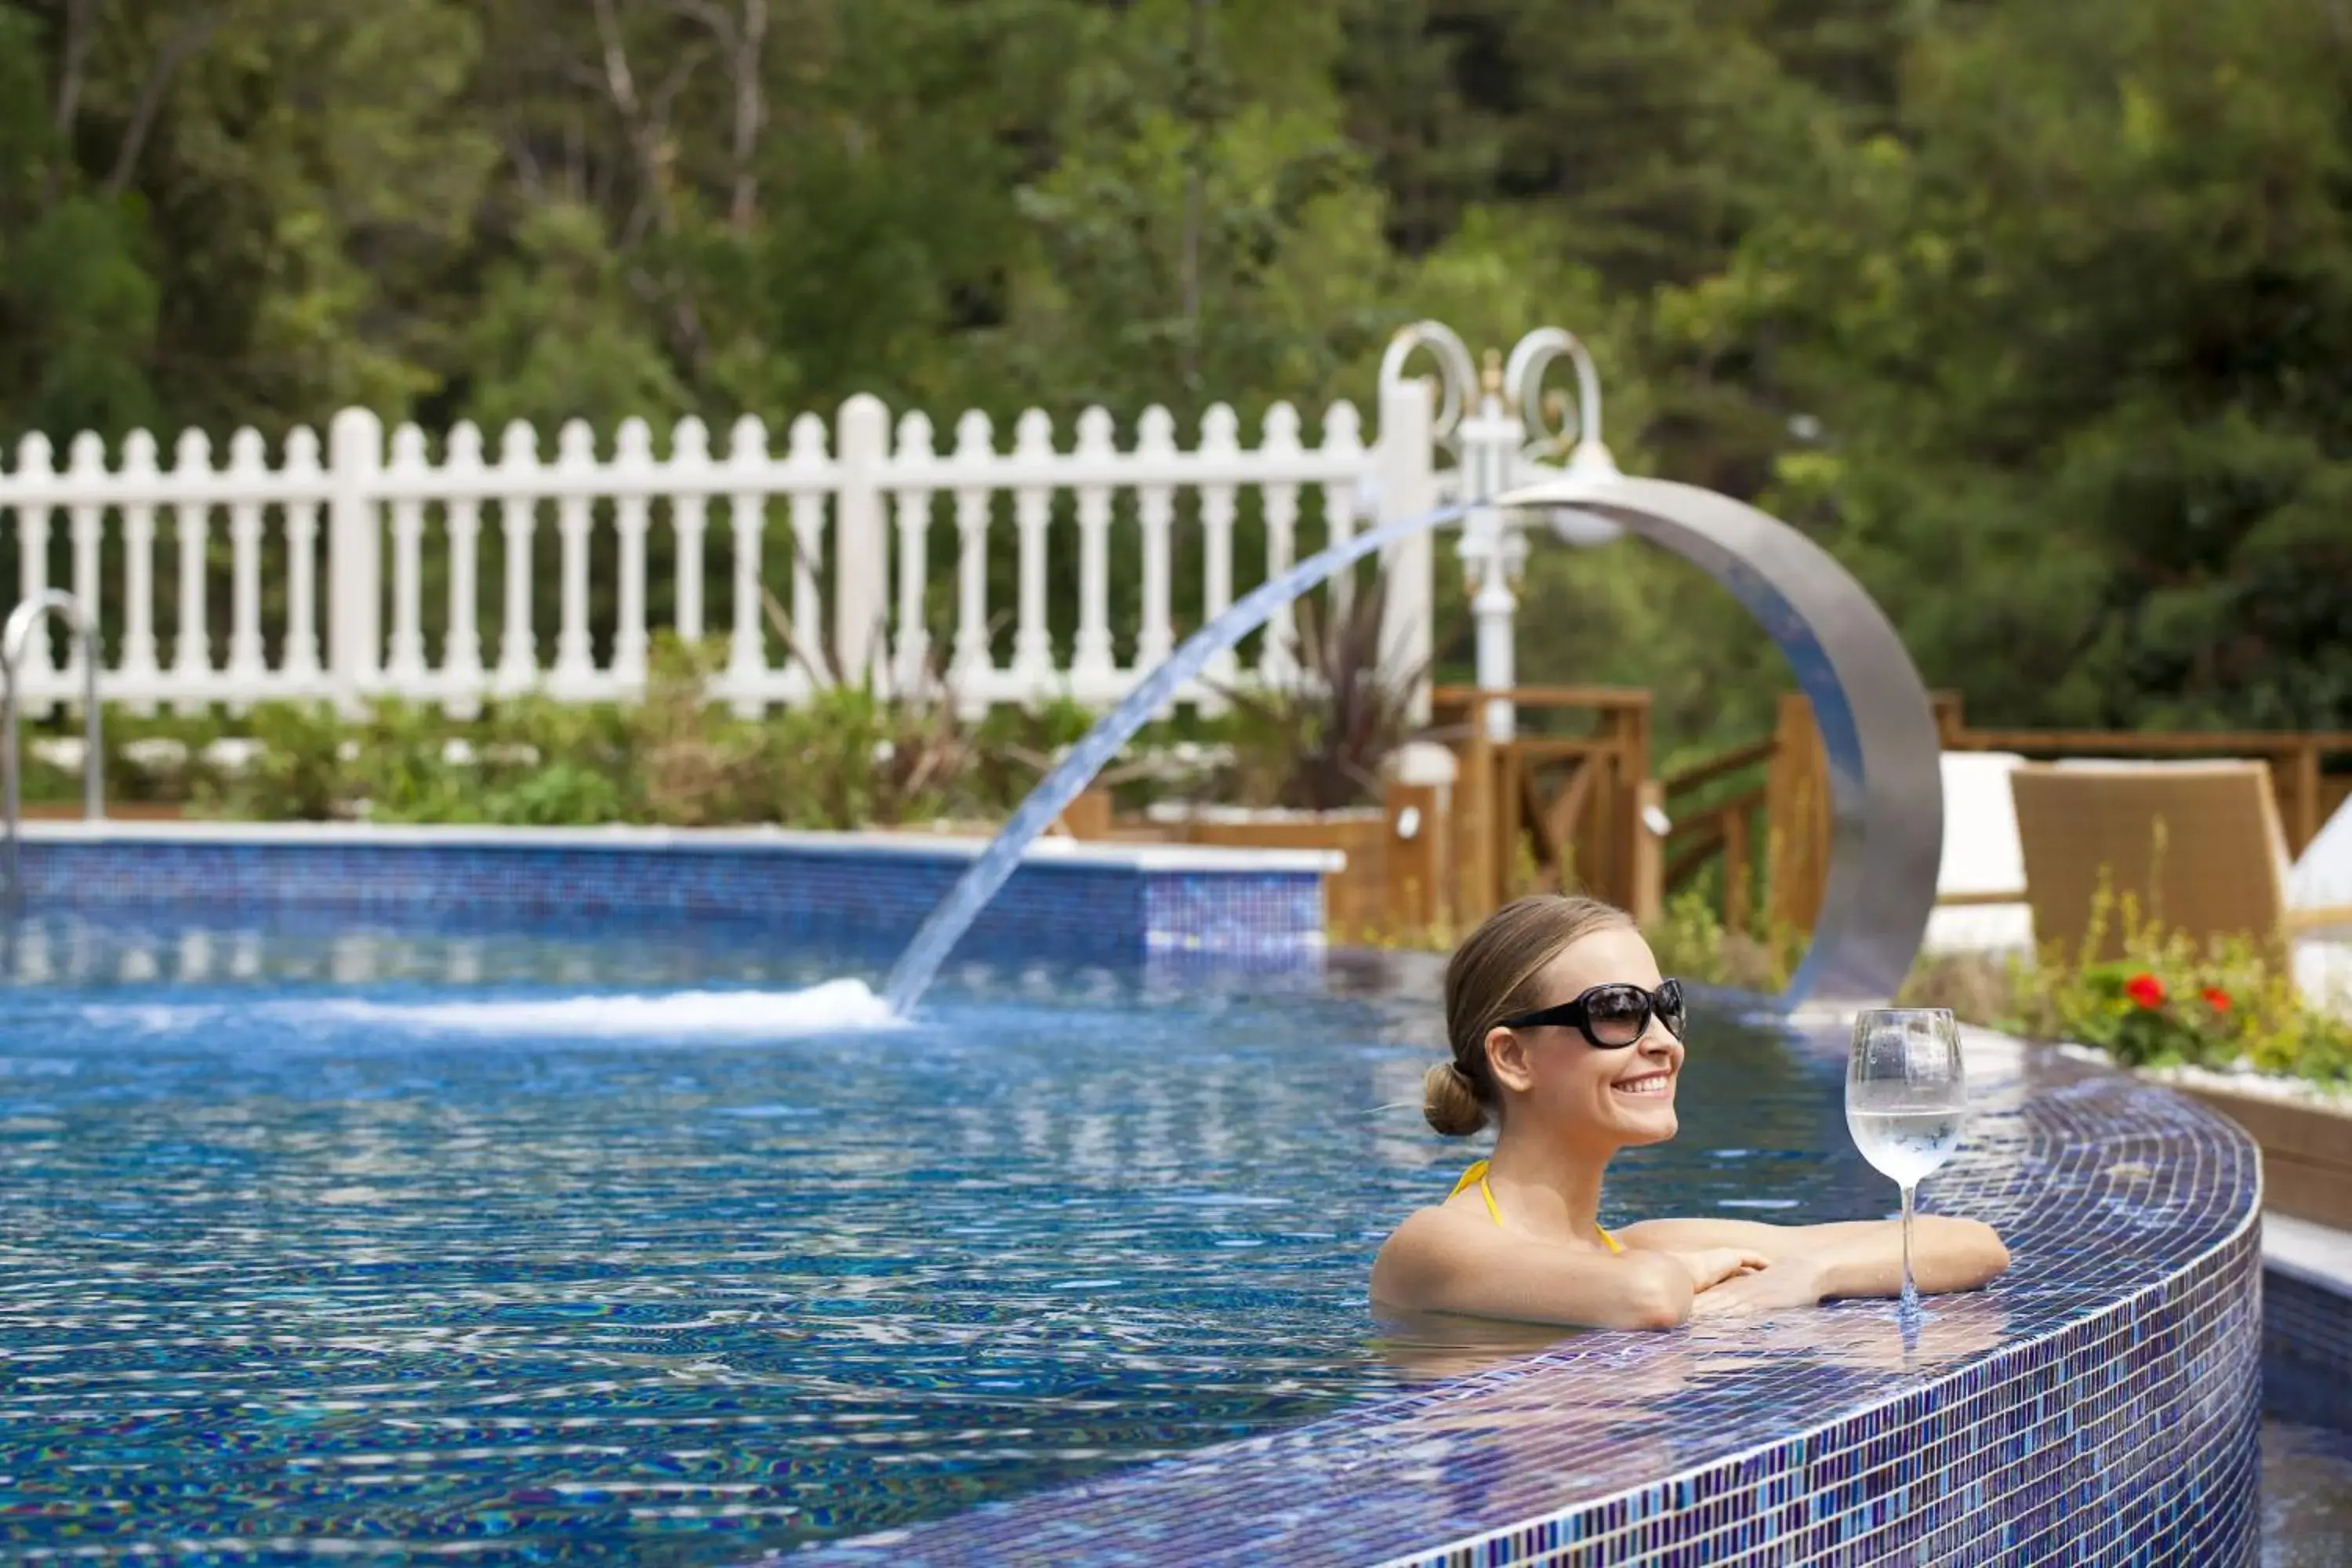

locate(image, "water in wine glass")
(1846, 1088), (1965, 1187)
(1846, 1007), (1969, 1319)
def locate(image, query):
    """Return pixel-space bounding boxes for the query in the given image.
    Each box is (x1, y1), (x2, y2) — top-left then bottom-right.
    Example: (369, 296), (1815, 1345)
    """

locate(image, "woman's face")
(1486, 925), (1684, 1149)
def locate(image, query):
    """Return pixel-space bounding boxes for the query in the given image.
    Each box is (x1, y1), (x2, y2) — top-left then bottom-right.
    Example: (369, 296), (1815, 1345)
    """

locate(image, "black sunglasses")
(1499, 979), (1686, 1049)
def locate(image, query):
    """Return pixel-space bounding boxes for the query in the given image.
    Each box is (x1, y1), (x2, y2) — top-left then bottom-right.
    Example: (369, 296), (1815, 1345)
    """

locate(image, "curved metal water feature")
(883, 475), (1943, 1014)
(1499, 473), (1944, 1007)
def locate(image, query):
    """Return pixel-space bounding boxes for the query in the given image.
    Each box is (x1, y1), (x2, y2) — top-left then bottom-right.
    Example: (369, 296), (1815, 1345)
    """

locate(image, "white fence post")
(551, 419), (598, 698)
(1377, 377), (1438, 727)
(1009, 410), (1056, 697)
(672, 417), (710, 644)
(1134, 407), (1178, 681)
(118, 431), (162, 713)
(169, 429), (212, 714)
(281, 426), (325, 693)
(328, 407), (385, 717)
(891, 409), (936, 697)
(225, 429), (270, 706)
(384, 424), (431, 694)
(1196, 405), (1240, 711)
(1258, 403), (1303, 685)
(1071, 407), (1117, 699)
(783, 413), (831, 695)
(13, 436), (56, 713)
(440, 423), (485, 715)
(494, 422), (543, 699)
(834, 393), (889, 690)
(67, 434), (104, 701)
(1320, 402), (1363, 623)
(612, 417), (654, 695)
(724, 414), (771, 717)
(947, 410), (994, 717)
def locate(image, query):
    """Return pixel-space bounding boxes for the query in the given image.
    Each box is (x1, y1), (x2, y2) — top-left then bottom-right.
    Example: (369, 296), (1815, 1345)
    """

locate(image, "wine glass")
(1846, 1008), (1968, 1318)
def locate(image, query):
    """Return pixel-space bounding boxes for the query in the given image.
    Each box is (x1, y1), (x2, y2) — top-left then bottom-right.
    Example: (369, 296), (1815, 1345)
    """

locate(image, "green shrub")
(480, 760), (626, 826)
(1642, 888), (1808, 994)
(1216, 577), (1425, 811)
(198, 702), (347, 820)
(1899, 884), (2352, 1088)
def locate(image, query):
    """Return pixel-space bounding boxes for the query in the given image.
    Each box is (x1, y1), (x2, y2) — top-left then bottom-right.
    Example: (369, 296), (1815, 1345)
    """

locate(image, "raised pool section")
(5, 820), (1338, 962)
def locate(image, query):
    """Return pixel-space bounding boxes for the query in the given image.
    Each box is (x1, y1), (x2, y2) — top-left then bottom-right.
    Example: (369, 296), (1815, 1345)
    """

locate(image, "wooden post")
(1766, 693), (1831, 933)
(1057, 788), (1112, 840)
(1722, 804), (1751, 936)
(1497, 742), (1524, 900)
(1614, 699), (1652, 911)
(1385, 780), (1443, 935)
(1630, 779), (1664, 925)
(2282, 740), (2322, 855)
(1930, 690), (1965, 743)
(1457, 696), (1497, 920)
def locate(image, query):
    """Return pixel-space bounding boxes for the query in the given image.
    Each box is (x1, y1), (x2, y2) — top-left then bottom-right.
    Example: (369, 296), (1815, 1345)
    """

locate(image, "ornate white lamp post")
(1377, 322), (1620, 741)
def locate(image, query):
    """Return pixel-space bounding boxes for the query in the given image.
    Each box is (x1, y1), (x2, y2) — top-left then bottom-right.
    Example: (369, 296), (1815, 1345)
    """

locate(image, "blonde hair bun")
(1421, 1061), (1488, 1137)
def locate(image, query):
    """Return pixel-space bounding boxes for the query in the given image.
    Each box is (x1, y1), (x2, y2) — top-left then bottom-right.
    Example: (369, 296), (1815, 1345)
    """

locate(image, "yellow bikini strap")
(1450, 1158), (1504, 1226)
(1451, 1157), (1623, 1252)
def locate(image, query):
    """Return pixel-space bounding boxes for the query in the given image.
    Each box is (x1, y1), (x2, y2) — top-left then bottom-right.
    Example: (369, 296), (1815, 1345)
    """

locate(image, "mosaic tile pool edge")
(6, 831), (1330, 964)
(784, 1046), (2266, 1568)
(1382, 1230), (2262, 1568)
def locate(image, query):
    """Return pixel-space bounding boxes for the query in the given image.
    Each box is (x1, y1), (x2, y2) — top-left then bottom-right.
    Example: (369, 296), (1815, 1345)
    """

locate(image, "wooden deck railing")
(1659, 737), (1776, 934)
(1432, 685), (1654, 924)
(1272, 683), (2352, 944)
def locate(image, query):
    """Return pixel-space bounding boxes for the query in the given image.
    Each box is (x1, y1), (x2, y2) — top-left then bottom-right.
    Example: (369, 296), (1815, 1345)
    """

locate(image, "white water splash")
(82, 979), (903, 1040)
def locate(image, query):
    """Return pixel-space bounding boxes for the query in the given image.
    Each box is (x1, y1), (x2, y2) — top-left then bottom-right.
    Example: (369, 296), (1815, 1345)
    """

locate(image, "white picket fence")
(0, 384), (1439, 717)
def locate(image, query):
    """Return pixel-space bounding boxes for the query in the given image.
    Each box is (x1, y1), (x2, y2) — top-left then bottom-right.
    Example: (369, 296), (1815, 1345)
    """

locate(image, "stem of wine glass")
(1899, 1181), (1919, 1317)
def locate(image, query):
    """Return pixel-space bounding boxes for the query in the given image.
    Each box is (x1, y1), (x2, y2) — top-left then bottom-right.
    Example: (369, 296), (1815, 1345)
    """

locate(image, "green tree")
(1697, 0), (2352, 728)
(458, 202), (688, 434)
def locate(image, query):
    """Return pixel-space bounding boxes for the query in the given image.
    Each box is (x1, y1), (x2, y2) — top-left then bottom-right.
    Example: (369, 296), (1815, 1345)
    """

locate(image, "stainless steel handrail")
(2, 591), (105, 901)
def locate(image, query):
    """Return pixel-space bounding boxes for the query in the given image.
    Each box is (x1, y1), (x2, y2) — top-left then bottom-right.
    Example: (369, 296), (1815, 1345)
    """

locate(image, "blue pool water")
(0, 916), (1900, 1562)
(2263, 1418), (2352, 1566)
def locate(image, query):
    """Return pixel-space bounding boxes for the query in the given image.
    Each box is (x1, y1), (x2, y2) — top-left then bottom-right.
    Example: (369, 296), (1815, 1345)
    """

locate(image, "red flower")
(2124, 972), (2167, 1009)
(2202, 987), (2231, 1013)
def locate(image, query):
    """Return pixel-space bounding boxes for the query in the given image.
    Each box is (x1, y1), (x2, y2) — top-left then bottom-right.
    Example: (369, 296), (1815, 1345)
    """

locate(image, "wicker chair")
(2008, 760), (2352, 960)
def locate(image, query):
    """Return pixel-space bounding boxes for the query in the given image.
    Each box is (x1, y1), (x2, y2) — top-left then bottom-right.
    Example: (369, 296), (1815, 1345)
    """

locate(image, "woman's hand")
(1671, 1247), (1770, 1293)
(1687, 1256), (1828, 1317)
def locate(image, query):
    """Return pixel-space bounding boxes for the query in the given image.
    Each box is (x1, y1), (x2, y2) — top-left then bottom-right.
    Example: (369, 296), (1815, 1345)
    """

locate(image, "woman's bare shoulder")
(1370, 1202), (1485, 1302)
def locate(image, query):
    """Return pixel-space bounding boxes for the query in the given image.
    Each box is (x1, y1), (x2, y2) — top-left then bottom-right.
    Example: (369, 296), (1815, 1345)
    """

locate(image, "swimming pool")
(0, 913), (1893, 1563)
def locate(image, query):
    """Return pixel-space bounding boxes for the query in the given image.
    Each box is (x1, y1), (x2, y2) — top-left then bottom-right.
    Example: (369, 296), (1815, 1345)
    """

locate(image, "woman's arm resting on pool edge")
(1619, 1215), (2010, 1310)
(1371, 1207), (1713, 1330)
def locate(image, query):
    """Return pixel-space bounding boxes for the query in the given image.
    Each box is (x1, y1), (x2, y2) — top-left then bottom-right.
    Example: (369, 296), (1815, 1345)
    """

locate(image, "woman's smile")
(1611, 1069), (1675, 1098)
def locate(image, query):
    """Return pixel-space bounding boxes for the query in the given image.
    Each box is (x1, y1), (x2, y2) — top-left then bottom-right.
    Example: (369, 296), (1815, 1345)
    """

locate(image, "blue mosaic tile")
(9, 829), (1329, 967)
(773, 1040), (2263, 1567)
(2264, 1261), (2352, 1430)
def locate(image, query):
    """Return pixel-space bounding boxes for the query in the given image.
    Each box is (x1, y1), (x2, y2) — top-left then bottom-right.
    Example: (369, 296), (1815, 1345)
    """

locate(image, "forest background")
(3, 0), (2349, 757)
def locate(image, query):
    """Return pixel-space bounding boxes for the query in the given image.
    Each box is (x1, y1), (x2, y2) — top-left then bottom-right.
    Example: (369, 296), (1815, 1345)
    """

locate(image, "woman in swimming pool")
(1371, 895), (2010, 1330)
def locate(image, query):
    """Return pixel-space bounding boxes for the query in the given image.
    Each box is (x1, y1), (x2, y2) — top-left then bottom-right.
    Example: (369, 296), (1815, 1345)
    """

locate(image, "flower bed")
(1901, 919), (2352, 1093)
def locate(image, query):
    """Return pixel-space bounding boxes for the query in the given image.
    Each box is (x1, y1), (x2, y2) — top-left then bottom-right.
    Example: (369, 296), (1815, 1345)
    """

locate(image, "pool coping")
(782, 1021), (2267, 1567)
(9, 818), (1348, 875)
